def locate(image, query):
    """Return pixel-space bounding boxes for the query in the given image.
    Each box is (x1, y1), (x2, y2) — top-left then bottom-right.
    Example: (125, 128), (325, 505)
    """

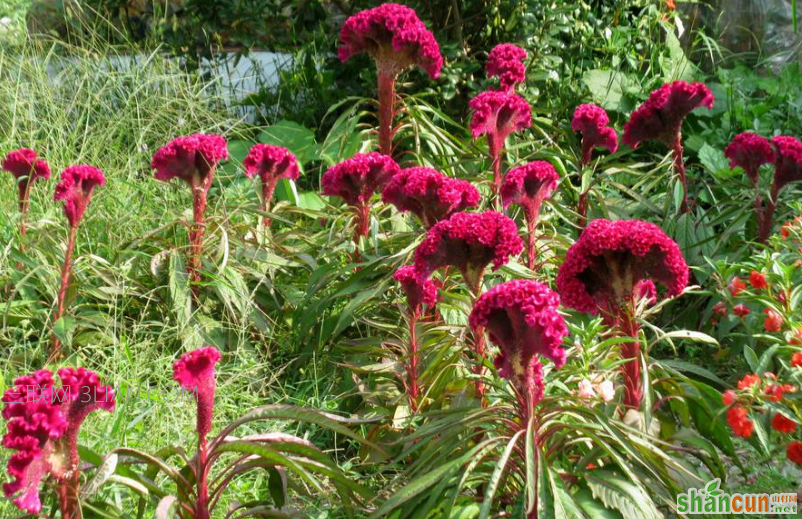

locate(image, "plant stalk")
(377, 72), (396, 157)
(758, 183), (780, 243)
(488, 135), (503, 205)
(671, 137), (689, 213)
(525, 205), (540, 271)
(407, 313), (420, 413)
(260, 177), (279, 228)
(52, 224), (78, 357)
(196, 435), (211, 519)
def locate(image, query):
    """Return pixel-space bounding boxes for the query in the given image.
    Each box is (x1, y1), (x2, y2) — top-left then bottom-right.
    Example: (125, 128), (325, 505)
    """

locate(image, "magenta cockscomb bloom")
(724, 133), (774, 241)
(556, 219), (689, 408)
(486, 43), (527, 92)
(173, 346), (222, 440)
(52, 165), (106, 356)
(243, 144), (300, 227)
(623, 81), (714, 212)
(338, 3), (442, 156)
(414, 211), (523, 295)
(470, 280), (568, 414)
(759, 136), (802, 243)
(469, 90), (532, 199)
(3, 148), (51, 239)
(2, 368), (114, 515)
(152, 134), (228, 290)
(393, 265), (437, 412)
(322, 153), (400, 259)
(572, 104), (618, 166)
(501, 161), (559, 270)
(382, 167), (480, 227)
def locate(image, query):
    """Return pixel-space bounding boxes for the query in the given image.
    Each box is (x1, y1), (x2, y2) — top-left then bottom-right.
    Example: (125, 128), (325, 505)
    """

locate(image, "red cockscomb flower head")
(713, 302), (728, 317)
(634, 279), (658, 305)
(788, 441), (802, 465)
(151, 133), (228, 188)
(338, 3), (442, 79)
(764, 308), (783, 332)
(394, 265), (437, 317)
(737, 374), (760, 390)
(414, 211), (523, 291)
(572, 104), (619, 165)
(721, 389), (736, 406)
(726, 405), (753, 438)
(469, 280), (568, 403)
(2, 370), (68, 513)
(322, 153), (400, 207)
(469, 90), (532, 142)
(770, 136), (802, 191)
(53, 165), (106, 228)
(243, 144), (299, 183)
(772, 413), (796, 433)
(724, 132), (773, 185)
(556, 219), (689, 315)
(792, 352), (802, 368)
(728, 276), (746, 296)
(382, 167), (480, 227)
(749, 270), (767, 290)
(622, 81), (714, 149)
(500, 161), (559, 215)
(2, 148), (51, 200)
(486, 43), (527, 92)
(57, 367), (116, 427)
(733, 304), (750, 317)
(173, 347), (222, 439)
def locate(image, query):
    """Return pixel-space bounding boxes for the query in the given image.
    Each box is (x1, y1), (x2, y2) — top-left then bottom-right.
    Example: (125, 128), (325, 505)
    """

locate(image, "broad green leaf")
(258, 120), (318, 165)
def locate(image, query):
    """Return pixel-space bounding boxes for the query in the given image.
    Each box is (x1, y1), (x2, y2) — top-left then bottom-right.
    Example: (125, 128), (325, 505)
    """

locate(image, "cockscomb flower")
(322, 153), (400, 258)
(382, 167), (480, 227)
(501, 161), (559, 269)
(3, 148), (51, 237)
(759, 136), (802, 242)
(243, 144), (300, 227)
(338, 3), (442, 156)
(470, 280), (568, 412)
(572, 104), (619, 166)
(469, 90), (532, 198)
(54, 165), (106, 229)
(724, 132), (773, 185)
(414, 211), (523, 295)
(173, 346), (222, 440)
(486, 43), (527, 92)
(623, 81), (713, 212)
(556, 219), (688, 408)
(394, 265), (437, 317)
(726, 405), (753, 438)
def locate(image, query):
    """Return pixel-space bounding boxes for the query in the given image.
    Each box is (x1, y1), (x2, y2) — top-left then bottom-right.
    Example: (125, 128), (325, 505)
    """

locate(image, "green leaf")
(258, 120), (318, 165)
(744, 345), (759, 372)
(168, 251), (192, 330)
(52, 315), (76, 348)
(267, 467), (287, 508)
(585, 471), (662, 519)
(155, 496), (177, 519)
(581, 69), (636, 112)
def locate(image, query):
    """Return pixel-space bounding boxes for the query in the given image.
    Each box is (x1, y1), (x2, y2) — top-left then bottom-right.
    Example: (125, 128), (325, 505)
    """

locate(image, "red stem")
(618, 309), (643, 409)
(352, 202), (371, 263)
(189, 182), (209, 294)
(671, 137), (690, 213)
(407, 313), (420, 413)
(57, 422), (83, 518)
(488, 135), (503, 205)
(577, 190), (588, 227)
(525, 206), (540, 271)
(469, 282), (487, 403)
(52, 225), (78, 357)
(196, 435), (211, 519)
(378, 72), (396, 157)
(758, 183), (779, 243)
(260, 177), (278, 228)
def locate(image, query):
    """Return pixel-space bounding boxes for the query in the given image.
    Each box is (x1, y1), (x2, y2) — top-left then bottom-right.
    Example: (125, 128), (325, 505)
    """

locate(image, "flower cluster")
(724, 132), (774, 185)
(770, 135), (802, 190)
(571, 104), (618, 166)
(382, 167), (480, 227)
(500, 161), (559, 213)
(2, 148), (51, 200)
(394, 265), (437, 317)
(152, 133), (228, 187)
(338, 2), (442, 79)
(322, 153), (400, 206)
(54, 165), (106, 228)
(173, 346), (222, 440)
(469, 90), (532, 141)
(486, 43), (527, 92)
(243, 144), (300, 182)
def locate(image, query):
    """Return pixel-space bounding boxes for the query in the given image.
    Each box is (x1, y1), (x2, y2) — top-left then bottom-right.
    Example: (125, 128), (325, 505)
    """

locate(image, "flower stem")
(488, 135), (503, 206)
(196, 435), (211, 519)
(189, 184), (208, 295)
(352, 202), (371, 263)
(260, 177), (278, 228)
(525, 206), (541, 271)
(577, 190), (588, 227)
(758, 182), (779, 243)
(52, 224), (78, 357)
(378, 72), (396, 157)
(619, 310), (643, 409)
(671, 137), (690, 213)
(407, 313), (420, 413)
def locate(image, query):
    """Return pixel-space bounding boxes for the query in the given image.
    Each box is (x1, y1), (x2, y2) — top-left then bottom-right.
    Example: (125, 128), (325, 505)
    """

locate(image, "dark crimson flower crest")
(556, 219), (689, 315)
(243, 144), (299, 182)
(486, 43), (527, 92)
(770, 136), (802, 190)
(2, 148), (51, 200)
(470, 280), (568, 407)
(152, 133), (228, 188)
(382, 167), (480, 227)
(500, 161), (559, 214)
(393, 265), (437, 317)
(173, 346), (222, 439)
(724, 132), (774, 185)
(571, 104), (619, 165)
(414, 211), (523, 293)
(469, 90), (532, 142)
(54, 165), (106, 228)
(622, 81), (714, 149)
(338, 3), (443, 79)
(322, 152), (400, 206)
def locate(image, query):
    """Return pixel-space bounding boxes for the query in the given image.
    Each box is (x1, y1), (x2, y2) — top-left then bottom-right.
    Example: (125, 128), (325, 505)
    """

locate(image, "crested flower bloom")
(728, 276), (746, 296)
(486, 43), (527, 92)
(571, 104), (619, 166)
(393, 265), (437, 317)
(174, 347), (222, 440)
(749, 270), (767, 290)
(3, 148), (51, 238)
(764, 309), (783, 332)
(152, 134), (228, 289)
(470, 280), (568, 413)
(759, 136), (802, 242)
(724, 132), (773, 185)
(733, 304), (751, 317)
(54, 165), (106, 229)
(788, 441), (802, 465)
(338, 3), (442, 155)
(726, 405), (753, 438)
(414, 211), (523, 295)
(322, 153), (400, 258)
(500, 161), (560, 269)
(556, 219), (688, 408)
(243, 144), (300, 227)
(382, 167), (480, 227)
(792, 352), (802, 368)
(737, 374), (760, 389)
(623, 81), (714, 212)
(469, 90), (532, 198)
